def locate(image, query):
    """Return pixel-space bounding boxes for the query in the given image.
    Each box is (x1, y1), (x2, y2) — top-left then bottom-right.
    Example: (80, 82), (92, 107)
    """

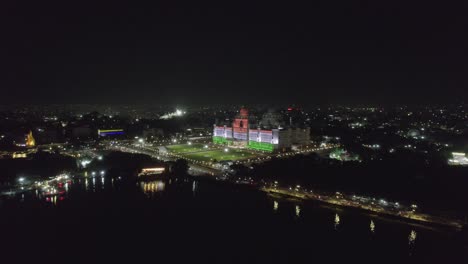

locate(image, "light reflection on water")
(409, 229), (417, 245)
(334, 213), (340, 230)
(141, 181), (166, 195)
(85, 178), (89, 191)
(192, 181), (198, 195)
(408, 229), (417, 256)
(10, 177), (456, 260)
(295, 205), (301, 217)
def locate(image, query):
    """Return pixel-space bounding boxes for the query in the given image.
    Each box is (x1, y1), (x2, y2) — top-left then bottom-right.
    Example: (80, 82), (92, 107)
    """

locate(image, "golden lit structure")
(12, 152), (27, 159)
(138, 167), (165, 177)
(26, 130), (35, 147)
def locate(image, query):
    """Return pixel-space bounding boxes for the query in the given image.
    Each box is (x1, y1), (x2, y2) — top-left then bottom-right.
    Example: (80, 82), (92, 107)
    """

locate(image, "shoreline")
(260, 186), (465, 230)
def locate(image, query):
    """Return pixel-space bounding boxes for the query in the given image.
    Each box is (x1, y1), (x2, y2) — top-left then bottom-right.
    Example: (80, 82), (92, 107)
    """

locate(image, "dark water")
(1, 176), (466, 263)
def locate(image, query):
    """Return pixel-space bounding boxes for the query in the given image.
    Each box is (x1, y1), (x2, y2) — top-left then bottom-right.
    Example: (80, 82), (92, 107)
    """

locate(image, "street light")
(18, 177), (25, 183)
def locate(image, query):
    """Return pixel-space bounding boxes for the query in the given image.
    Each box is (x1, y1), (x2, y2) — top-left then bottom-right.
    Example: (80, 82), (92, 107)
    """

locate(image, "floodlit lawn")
(183, 149), (258, 162)
(166, 143), (207, 153)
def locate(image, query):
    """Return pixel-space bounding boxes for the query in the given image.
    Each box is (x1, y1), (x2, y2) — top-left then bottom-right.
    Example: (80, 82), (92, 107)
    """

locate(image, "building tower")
(232, 108), (249, 142)
(26, 130), (35, 147)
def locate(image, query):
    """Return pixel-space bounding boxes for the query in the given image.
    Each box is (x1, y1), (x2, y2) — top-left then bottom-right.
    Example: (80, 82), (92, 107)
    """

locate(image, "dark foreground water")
(1, 176), (466, 264)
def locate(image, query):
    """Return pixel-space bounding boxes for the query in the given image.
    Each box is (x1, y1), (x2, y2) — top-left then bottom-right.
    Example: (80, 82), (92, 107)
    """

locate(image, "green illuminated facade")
(247, 141), (274, 152)
(213, 136), (228, 144)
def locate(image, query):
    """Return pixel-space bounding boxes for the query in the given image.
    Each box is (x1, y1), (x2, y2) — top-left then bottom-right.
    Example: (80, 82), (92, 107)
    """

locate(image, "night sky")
(1, 2), (466, 105)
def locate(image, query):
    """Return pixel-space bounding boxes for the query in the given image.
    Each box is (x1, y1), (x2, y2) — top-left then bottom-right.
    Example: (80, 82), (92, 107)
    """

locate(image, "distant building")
(138, 167), (165, 177)
(25, 131), (35, 147)
(98, 129), (124, 137)
(448, 152), (468, 166)
(260, 109), (284, 129)
(213, 108), (310, 152)
(13, 130), (35, 148)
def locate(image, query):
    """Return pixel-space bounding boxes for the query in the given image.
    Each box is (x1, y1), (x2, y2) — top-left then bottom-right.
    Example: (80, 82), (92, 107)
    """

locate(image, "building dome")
(260, 110), (283, 129)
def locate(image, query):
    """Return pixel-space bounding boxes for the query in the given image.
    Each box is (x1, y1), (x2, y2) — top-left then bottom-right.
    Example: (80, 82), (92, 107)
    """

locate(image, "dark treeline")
(233, 152), (468, 215)
(87, 151), (189, 179)
(0, 151), (76, 182)
(87, 151), (162, 177)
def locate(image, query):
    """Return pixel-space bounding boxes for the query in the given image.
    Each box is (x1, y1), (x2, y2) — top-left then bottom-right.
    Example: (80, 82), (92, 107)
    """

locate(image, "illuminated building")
(13, 130), (36, 147)
(233, 108), (249, 140)
(448, 152), (468, 166)
(98, 129), (124, 137)
(213, 108), (310, 152)
(26, 130), (35, 147)
(12, 152), (27, 159)
(138, 167), (165, 176)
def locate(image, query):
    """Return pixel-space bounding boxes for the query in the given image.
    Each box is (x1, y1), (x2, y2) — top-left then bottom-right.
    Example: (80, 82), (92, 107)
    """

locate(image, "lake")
(0, 175), (466, 263)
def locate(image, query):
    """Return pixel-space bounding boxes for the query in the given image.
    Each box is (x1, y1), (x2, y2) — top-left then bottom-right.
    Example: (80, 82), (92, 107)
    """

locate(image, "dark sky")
(1, 2), (467, 105)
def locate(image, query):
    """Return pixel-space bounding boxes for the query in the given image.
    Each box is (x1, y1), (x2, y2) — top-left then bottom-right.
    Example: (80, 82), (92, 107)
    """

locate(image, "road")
(261, 186), (464, 230)
(107, 144), (219, 176)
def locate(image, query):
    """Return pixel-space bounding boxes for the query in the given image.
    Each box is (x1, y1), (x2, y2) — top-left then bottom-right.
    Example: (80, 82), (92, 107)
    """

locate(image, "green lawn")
(166, 143), (207, 153)
(183, 149), (259, 162)
(166, 143), (261, 162)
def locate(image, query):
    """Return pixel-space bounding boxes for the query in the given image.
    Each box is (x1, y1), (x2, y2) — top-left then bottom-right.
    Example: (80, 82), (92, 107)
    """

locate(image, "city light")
(81, 160), (91, 167)
(160, 109), (185, 119)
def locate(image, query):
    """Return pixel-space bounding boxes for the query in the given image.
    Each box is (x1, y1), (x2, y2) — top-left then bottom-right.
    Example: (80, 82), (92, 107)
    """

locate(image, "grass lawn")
(166, 143), (207, 153)
(183, 149), (259, 162)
